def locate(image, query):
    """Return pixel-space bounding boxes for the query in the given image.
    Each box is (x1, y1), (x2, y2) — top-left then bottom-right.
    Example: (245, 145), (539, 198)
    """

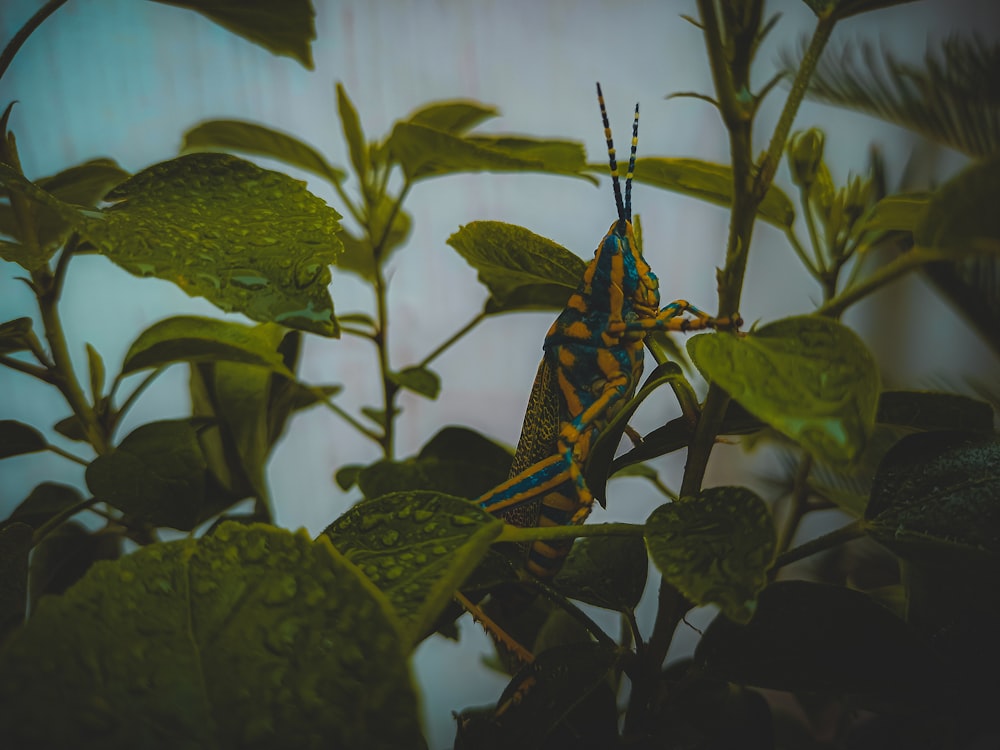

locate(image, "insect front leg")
(633, 299), (742, 334)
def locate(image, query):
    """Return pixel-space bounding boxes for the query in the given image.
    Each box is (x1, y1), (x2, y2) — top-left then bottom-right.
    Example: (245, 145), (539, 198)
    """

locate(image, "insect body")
(477, 83), (740, 579)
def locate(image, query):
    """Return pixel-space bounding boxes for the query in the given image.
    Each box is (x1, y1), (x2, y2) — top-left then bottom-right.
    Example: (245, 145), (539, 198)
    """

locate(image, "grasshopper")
(477, 83), (740, 580)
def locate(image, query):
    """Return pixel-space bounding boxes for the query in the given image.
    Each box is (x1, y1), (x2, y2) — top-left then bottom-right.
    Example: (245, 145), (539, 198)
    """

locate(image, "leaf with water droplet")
(0, 523), (423, 748)
(322, 490), (502, 649)
(688, 315), (879, 465)
(554, 535), (648, 612)
(866, 431), (1000, 562)
(79, 154), (343, 337)
(645, 487), (775, 624)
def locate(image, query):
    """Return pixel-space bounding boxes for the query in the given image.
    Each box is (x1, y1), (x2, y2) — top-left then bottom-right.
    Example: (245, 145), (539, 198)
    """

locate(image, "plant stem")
(0, 0), (70, 83)
(497, 521), (642, 544)
(624, 582), (690, 735)
(785, 226), (820, 278)
(527, 577), (619, 651)
(318, 397), (381, 442)
(772, 519), (867, 570)
(109, 366), (165, 435)
(775, 454), (813, 556)
(31, 495), (100, 545)
(417, 310), (488, 369)
(754, 13), (836, 200)
(0, 354), (54, 382)
(34, 253), (109, 455)
(369, 181), (411, 460)
(681, 9), (839, 499)
(46, 443), (89, 466)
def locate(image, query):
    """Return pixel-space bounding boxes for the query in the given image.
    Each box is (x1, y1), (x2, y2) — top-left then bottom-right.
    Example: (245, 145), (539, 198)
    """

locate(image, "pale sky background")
(1, 0), (998, 745)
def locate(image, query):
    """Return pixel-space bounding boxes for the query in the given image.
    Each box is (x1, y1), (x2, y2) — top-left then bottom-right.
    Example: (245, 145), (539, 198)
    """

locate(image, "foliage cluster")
(1, 1), (998, 748)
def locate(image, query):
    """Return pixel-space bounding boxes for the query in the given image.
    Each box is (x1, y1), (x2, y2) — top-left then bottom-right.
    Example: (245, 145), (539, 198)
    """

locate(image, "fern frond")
(779, 35), (1000, 158)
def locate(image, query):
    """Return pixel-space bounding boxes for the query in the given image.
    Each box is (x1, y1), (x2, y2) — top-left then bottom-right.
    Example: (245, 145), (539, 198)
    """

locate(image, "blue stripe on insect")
(476, 83), (741, 581)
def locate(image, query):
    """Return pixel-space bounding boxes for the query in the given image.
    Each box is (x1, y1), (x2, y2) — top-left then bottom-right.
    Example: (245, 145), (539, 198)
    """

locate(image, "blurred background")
(2, 0), (998, 745)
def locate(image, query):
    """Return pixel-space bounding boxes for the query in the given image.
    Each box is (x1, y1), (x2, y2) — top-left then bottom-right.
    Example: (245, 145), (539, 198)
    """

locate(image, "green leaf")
(0, 523), (424, 748)
(30, 158), (130, 249)
(0, 420), (47, 459)
(800, 0), (922, 19)
(861, 192), (930, 234)
(7, 482), (83, 529)
(36, 158), (129, 207)
(28, 522), (122, 603)
(361, 406), (387, 428)
(915, 152), (1000, 253)
(626, 157), (795, 228)
(81, 153), (343, 337)
(554, 535), (648, 612)
(336, 83), (368, 181)
(212, 359), (273, 502)
(695, 580), (944, 695)
(866, 432), (1000, 561)
(876, 390), (994, 433)
(612, 399), (762, 472)
(183, 120), (346, 184)
(466, 136), (595, 183)
(586, 362), (687, 506)
(334, 464), (364, 491)
(0, 523), (31, 640)
(0, 317), (33, 355)
(688, 315), (879, 465)
(152, 0), (316, 69)
(357, 426), (512, 500)
(85, 343), (105, 401)
(389, 365), (441, 399)
(322, 491), (503, 647)
(85, 419), (210, 530)
(645, 487), (775, 624)
(0, 163), (87, 269)
(448, 221), (585, 312)
(390, 123), (586, 181)
(53, 414), (87, 443)
(121, 315), (295, 376)
(405, 100), (500, 134)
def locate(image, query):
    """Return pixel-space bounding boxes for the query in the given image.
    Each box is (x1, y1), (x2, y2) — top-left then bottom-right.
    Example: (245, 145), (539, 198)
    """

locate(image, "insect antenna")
(596, 82), (626, 229)
(625, 102), (639, 222)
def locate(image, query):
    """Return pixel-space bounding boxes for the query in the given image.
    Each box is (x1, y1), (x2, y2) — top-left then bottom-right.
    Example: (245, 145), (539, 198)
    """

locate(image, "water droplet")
(451, 514), (476, 526)
(241, 535), (268, 561)
(380, 529), (400, 546)
(385, 565), (404, 580)
(265, 574), (298, 604)
(360, 515), (383, 531)
(294, 257), (325, 288)
(431, 545), (448, 556)
(413, 509), (433, 522)
(229, 270), (269, 290)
